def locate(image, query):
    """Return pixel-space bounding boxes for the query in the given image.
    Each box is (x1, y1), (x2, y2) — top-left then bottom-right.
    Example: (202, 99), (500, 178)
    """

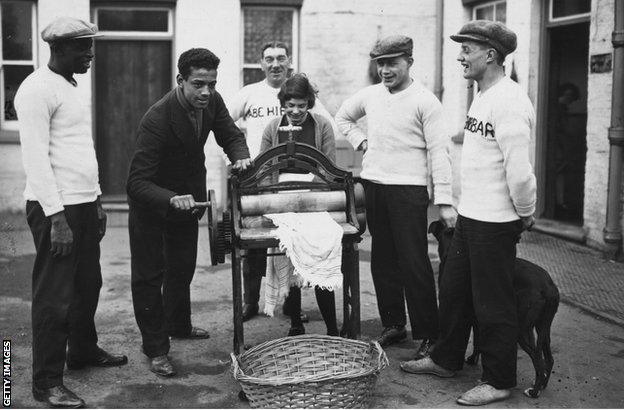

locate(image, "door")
(543, 22), (589, 225)
(92, 6), (173, 200)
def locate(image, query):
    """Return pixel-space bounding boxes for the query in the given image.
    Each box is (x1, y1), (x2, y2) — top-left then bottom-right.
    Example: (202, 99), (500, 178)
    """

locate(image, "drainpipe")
(604, 0), (624, 257)
(434, 0), (444, 100)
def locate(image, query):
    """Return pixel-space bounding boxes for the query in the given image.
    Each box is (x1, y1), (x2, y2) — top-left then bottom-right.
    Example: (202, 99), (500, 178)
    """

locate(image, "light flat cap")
(370, 35), (413, 60)
(41, 17), (100, 43)
(450, 20), (517, 56)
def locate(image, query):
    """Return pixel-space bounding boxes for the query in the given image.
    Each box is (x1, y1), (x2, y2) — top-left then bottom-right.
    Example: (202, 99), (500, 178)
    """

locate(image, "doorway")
(543, 22), (589, 225)
(92, 6), (173, 200)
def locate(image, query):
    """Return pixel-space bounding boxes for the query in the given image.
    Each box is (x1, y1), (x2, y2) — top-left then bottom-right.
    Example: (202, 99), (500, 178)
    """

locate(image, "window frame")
(240, 5), (299, 87)
(548, 0), (590, 25)
(0, 0), (37, 141)
(472, 0), (506, 22)
(93, 5), (174, 40)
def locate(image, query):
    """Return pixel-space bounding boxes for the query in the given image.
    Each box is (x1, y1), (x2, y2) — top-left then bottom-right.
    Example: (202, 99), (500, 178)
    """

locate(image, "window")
(93, 6), (173, 38)
(549, 0), (590, 23)
(241, 6), (299, 86)
(1, 0), (36, 139)
(473, 0), (506, 23)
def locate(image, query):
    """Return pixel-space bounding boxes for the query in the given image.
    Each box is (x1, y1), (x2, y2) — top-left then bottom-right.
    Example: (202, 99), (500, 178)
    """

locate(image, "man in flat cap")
(14, 16), (127, 408)
(401, 20), (536, 406)
(335, 35), (457, 356)
(127, 48), (251, 377)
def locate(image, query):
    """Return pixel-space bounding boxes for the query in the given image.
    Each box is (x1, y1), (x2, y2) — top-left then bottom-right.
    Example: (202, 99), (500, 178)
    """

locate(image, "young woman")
(259, 73), (338, 336)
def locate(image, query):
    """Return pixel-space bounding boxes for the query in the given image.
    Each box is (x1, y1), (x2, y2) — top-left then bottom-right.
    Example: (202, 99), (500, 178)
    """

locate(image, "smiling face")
(284, 97), (309, 125)
(375, 55), (413, 92)
(261, 47), (290, 88)
(58, 38), (94, 74)
(177, 67), (217, 109)
(457, 41), (492, 81)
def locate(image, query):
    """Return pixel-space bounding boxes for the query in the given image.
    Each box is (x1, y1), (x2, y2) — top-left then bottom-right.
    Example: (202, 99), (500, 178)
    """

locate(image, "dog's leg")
(519, 325), (545, 398)
(538, 292), (559, 389)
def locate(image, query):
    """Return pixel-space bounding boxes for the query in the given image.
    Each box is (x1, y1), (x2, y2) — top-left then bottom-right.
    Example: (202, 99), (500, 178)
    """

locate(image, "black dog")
(428, 220), (560, 398)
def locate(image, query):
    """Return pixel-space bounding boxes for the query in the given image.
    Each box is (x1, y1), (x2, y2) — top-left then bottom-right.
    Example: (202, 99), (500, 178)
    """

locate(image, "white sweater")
(227, 80), (337, 158)
(458, 76), (536, 222)
(14, 65), (101, 216)
(335, 80), (452, 205)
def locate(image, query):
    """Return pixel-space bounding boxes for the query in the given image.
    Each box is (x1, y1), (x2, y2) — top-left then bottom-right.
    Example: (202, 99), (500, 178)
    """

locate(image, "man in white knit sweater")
(335, 35), (457, 357)
(227, 41), (336, 322)
(14, 17), (127, 408)
(401, 21), (536, 406)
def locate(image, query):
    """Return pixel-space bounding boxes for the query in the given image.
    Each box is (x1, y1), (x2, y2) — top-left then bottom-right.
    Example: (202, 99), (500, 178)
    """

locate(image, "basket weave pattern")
(231, 335), (388, 408)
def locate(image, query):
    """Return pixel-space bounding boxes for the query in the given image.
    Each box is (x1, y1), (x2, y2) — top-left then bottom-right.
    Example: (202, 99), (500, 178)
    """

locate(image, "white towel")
(262, 211), (343, 316)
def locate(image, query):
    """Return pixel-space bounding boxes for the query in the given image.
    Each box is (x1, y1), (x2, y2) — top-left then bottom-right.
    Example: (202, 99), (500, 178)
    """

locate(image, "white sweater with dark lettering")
(458, 76), (536, 222)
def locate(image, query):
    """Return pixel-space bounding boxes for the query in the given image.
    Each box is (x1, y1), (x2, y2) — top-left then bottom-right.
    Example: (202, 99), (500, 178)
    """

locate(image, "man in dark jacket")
(127, 48), (251, 377)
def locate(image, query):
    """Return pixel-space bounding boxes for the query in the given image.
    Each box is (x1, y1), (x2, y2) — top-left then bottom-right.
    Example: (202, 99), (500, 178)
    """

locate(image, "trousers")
(27, 201), (102, 389)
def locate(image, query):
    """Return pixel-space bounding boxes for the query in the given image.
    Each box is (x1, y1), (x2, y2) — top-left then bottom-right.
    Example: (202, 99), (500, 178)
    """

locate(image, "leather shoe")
(242, 303), (259, 322)
(66, 346), (128, 370)
(400, 357), (456, 378)
(377, 326), (407, 347)
(412, 338), (436, 360)
(33, 384), (85, 408)
(170, 326), (210, 339)
(150, 355), (176, 377)
(287, 324), (305, 336)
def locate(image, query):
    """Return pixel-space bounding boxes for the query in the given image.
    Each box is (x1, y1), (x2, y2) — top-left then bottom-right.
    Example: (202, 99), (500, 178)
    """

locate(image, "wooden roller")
(241, 212), (348, 228)
(240, 190), (347, 216)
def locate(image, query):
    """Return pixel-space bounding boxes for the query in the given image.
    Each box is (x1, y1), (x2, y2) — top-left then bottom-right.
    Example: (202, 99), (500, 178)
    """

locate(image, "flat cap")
(370, 35), (413, 60)
(41, 17), (100, 43)
(450, 20), (517, 56)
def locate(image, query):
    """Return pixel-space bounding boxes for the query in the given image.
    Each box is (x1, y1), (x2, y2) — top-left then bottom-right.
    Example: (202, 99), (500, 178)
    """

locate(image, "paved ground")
(1, 212), (624, 408)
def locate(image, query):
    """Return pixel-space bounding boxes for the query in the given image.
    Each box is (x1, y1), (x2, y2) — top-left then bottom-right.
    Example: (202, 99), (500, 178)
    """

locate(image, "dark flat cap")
(450, 20), (517, 56)
(41, 17), (100, 43)
(370, 35), (413, 60)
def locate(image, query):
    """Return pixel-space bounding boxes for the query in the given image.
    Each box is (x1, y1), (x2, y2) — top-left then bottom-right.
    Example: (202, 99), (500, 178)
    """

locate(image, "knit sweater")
(14, 65), (101, 216)
(458, 76), (536, 222)
(335, 80), (452, 205)
(227, 80), (337, 158)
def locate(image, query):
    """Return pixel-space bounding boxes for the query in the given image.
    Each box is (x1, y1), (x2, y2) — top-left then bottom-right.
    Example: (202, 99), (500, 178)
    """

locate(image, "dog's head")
(428, 220), (455, 271)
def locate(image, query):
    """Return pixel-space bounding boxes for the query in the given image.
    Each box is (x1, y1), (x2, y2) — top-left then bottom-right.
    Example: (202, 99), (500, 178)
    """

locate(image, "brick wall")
(584, 0), (618, 248)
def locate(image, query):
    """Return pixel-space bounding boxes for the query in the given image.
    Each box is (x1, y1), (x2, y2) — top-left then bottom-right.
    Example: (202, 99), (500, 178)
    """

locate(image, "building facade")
(0, 0), (621, 257)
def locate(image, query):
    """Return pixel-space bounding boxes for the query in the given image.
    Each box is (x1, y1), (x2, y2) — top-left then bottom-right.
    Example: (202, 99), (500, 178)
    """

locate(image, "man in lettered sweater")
(335, 35), (457, 358)
(15, 17), (127, 408)
(227, 41), (337, 321)
(400, 21), (536, 406)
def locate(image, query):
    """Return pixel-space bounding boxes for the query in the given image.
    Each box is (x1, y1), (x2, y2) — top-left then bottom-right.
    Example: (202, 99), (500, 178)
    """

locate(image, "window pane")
(552, 0), (590, 18)
(495, 2), (506, 24)
(243, 8), (293, 64)
(475, 5), (494, 21)
(97, 9), (168, 32)
(4, 65), (34, 121)
(1, 1), (32, 60)
(243, 68), (266, 86)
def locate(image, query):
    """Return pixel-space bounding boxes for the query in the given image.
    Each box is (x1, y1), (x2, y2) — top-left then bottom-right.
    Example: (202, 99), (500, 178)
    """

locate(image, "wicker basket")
(230, 334), (388, 408)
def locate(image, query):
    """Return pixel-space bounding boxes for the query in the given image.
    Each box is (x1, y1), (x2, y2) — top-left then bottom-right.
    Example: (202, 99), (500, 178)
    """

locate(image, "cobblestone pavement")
(517, 230), (624, 326)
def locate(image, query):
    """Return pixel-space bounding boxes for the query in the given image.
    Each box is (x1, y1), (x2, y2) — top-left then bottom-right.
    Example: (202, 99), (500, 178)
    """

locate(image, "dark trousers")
(286, 286), (338, 335)
(363, 182), (438, 340)
(129, 206), (198, 358)
(431, 215), (522, 389)
(26, 201), (102, 389)
(243, 249), (267, 305)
